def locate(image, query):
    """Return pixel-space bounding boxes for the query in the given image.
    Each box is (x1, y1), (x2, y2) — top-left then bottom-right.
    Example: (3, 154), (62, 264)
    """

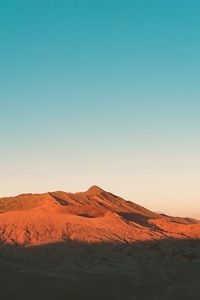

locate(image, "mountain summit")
(86, 185), (104, 195)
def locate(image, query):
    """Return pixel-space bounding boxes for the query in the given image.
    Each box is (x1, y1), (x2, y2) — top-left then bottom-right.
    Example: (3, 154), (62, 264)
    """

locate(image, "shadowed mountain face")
(0, 186), (200, 300)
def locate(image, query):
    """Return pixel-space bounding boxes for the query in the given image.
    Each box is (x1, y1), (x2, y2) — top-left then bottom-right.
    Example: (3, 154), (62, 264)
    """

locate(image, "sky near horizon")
(0, 0), (200, 218)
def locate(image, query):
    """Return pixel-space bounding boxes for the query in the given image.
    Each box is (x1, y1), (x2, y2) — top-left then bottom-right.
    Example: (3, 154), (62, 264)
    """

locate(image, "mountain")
(0, 186), (200, 300)
(0, 185), (199, 245)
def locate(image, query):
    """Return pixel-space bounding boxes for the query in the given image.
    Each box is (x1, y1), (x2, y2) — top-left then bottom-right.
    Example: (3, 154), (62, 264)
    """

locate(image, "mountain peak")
(86, 185), (104, 195)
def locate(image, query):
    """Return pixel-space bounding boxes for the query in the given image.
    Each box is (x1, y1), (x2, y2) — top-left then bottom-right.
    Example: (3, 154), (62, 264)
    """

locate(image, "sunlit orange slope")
(0, 186), (199, 245)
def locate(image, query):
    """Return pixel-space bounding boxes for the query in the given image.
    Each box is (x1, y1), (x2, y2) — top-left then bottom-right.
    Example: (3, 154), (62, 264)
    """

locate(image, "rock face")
(0, 186), (199, 245)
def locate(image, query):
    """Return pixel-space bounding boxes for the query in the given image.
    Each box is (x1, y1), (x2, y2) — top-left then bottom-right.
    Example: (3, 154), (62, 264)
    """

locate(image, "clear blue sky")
(0, 0), (200, 218)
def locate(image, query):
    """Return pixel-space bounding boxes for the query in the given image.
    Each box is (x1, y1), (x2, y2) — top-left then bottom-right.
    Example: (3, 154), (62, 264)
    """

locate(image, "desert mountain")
(0, 186), (199, 245)
(0, 187), (200, 300)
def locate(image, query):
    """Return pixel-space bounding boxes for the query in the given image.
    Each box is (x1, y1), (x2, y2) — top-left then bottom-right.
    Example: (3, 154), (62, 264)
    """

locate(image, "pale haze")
(0, 1), (200, 218)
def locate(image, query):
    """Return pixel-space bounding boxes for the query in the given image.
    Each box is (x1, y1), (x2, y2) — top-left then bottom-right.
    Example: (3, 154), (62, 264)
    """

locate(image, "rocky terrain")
(0, 186), (199, 299)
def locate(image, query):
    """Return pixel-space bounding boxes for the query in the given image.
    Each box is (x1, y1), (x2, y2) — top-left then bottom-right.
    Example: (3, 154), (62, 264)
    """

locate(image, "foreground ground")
(0, 239), (200, 300)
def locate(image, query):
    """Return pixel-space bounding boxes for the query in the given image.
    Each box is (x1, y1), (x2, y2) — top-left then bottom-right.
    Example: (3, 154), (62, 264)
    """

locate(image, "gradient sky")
(0, 0), (200, 218)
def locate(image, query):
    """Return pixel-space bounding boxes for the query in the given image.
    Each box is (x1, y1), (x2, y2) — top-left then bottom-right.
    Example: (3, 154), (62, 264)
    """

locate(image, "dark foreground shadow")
(0, 238), (200, 300)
